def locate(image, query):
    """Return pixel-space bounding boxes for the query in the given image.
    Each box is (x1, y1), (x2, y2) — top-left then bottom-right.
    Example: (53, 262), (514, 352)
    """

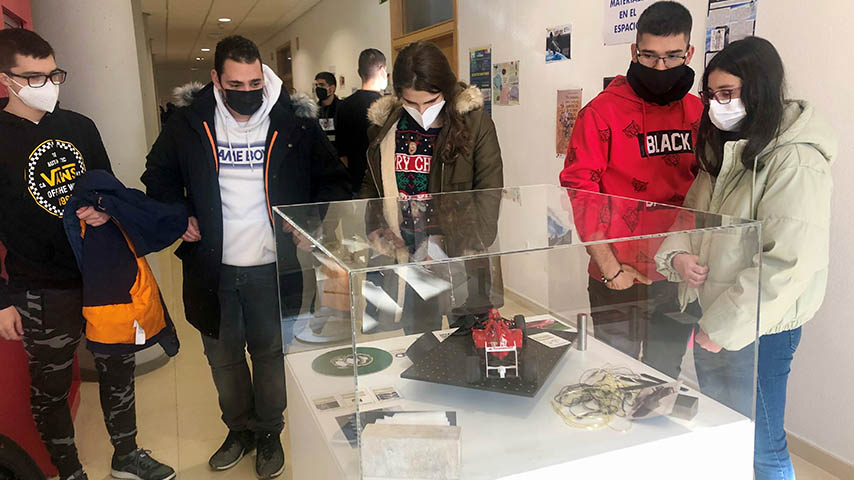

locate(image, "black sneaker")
(255, 432), (285, 479)
(64, 470), (88, 480)
(110, 449), (175, 480)
(209, 430), (255, 471)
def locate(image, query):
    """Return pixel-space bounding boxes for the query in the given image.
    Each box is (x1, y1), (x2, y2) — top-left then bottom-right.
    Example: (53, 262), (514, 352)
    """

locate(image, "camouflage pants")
(15, 289), (138, 477)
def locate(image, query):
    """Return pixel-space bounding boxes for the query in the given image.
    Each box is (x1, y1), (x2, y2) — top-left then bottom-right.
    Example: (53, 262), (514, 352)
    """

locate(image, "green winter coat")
(656, 101), (836, 350)
(360, 83), (503, 198)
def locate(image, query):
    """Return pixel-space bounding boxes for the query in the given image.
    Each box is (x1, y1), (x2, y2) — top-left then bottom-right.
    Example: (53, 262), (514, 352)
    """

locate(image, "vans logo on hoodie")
(27, 139), (87, 217)
(636, 130), (694, 158)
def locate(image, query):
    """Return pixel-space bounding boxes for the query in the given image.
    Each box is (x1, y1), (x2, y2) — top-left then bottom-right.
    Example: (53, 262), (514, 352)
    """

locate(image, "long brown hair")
(393, 42), (470, 161)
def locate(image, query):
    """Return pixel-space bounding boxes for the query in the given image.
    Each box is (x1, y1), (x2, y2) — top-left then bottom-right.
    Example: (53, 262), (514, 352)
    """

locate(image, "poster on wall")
(546, 24), (572, 63)
(705, 0), (758, 65)
(556, 89), (583, 156)
(492, 61), (520, 106)
(469, 46), (492, 116)
(603, 76), (617, 90)
(603, 0), (655, 45)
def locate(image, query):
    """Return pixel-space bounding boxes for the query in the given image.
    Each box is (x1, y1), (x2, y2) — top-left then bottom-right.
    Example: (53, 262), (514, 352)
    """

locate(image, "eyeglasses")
(4, 69), (67, 88)
(636, 52), (689, 69)
(700, 87), (742, 105)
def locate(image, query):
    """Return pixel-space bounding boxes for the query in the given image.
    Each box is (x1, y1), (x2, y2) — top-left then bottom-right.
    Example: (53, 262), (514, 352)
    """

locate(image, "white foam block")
(361, 424), (461, 479)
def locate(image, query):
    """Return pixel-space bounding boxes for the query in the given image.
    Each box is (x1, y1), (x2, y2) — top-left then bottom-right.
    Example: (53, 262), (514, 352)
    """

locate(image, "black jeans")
(202, 264), (286, 433)
(587, 278), (695, 379)
(14, 289), (137, 478)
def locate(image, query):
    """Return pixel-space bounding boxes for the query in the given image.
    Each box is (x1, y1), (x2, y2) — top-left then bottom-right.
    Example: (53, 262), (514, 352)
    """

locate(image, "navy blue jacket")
(63, 170), (186, 355)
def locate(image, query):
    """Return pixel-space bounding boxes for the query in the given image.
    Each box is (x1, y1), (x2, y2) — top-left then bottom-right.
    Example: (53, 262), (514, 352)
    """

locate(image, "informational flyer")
(529, 332), (572, 349)
(556, 89), (583, 155)
(371, 386), (403, 402)
(492, 60), (520, 106)
(603, 0), (655, 45)
(469, 46), (492, 116)
(546, 24), (572, 63)
(704, 0), (758, 64)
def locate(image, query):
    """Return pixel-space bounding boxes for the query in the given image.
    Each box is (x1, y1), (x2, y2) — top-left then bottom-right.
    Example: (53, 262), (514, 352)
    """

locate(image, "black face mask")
(222, 87), (264, 116)
(315, 86), (329, 101)
(626, 61), (695, 106)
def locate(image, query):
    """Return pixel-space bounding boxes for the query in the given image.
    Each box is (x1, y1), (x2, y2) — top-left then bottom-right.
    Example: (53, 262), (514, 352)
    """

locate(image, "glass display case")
(273, 185), (761, 480)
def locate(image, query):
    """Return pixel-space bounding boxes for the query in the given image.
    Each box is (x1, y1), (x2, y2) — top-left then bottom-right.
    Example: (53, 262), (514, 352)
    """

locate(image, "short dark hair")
(358, 48), (386, 81)
(214, 35), (261, 76)
(0, 28), (54, 72)
(315, 71), (336, 86)
(636, 1), (692, 44)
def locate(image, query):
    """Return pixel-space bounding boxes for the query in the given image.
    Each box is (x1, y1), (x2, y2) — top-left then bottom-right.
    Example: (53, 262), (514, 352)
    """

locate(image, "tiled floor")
(73, 314), (287, 480)
(70, 293), (841, 480)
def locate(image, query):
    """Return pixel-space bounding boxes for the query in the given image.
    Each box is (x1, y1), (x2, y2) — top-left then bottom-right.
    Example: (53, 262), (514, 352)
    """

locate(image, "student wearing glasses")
(558, 1), (702, 377)
(0, 29), (175, 480)
(657, 37), (834, 480)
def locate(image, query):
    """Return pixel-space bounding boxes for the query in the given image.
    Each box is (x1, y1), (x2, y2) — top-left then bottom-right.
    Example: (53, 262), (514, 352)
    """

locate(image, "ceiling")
(141, 0), (320, 70)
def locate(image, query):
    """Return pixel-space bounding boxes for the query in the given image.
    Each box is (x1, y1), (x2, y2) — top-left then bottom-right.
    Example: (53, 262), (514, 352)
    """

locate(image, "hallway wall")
(257, 0), (391, 98)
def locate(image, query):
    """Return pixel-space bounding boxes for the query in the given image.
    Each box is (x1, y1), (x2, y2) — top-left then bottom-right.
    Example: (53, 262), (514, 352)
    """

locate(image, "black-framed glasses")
(4, 69), (67, 88)
(700, 87), (742, 105)
(636, 52), (689, 68)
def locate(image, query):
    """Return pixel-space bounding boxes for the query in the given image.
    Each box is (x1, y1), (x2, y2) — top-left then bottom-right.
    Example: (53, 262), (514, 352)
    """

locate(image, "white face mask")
(708, 97), (747, 132)
(403, 100), (445, 130)
(9, 78), (59, 113)
(376, 73), (388, 92)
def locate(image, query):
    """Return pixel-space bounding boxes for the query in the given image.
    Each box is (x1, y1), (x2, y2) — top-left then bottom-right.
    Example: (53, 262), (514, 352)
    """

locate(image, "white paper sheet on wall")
(704, 0), (758, 64)
(602, 0), (655, 45)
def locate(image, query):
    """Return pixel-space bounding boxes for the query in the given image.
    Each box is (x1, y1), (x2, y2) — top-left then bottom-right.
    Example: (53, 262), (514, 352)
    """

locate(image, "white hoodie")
(213, 64), (283, 267)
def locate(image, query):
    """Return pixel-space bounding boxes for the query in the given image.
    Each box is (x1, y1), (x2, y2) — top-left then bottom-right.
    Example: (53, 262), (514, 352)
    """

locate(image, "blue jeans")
(694, 327), (801, 480)
(202, 264), (286, 433)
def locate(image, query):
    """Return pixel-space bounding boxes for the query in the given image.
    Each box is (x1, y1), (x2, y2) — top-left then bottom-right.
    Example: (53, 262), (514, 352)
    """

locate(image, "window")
(389, 0), (458, 75)
(402, 0), (453, 35)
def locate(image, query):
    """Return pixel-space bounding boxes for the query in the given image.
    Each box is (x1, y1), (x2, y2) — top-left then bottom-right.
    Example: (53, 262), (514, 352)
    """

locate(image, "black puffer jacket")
(141, 82), (350, 338)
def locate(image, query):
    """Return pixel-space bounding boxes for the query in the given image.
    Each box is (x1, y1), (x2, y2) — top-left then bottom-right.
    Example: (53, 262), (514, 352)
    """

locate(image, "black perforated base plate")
(401, 331), (576, 397)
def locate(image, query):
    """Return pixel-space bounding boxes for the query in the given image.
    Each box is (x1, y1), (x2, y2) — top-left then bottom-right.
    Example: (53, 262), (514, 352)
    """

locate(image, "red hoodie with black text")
(559, 75), (703, 282)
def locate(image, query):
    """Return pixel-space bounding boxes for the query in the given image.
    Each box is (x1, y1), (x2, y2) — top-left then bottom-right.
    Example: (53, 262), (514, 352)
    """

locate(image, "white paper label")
(529, 332), (571, 349)
(134, 320), (146, 345)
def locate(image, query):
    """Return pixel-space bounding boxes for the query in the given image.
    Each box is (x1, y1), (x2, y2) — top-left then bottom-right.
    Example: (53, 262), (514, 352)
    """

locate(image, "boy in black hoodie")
(0, 29), (174, 480)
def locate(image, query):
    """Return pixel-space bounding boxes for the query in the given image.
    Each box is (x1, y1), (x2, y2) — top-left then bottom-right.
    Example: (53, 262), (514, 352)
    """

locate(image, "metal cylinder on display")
(576, 313), (588, 351)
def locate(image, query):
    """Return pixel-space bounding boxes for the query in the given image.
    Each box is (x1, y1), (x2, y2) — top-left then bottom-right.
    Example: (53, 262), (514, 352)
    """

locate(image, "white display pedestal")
(286, 333), (753, 480)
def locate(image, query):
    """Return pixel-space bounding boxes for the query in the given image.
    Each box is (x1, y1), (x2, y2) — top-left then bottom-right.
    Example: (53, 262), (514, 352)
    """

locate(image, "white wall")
(455, 0), (853, 465)
(31, 0), (178, 319)
(154, 65), (211, 106)
(257, 0), (391, 98)
(753, 1), (854, 465)
(30, 0), (156, 189)
(457, 0), (713, 189)
(457, 0), (715, 353)
(131, 0), (161, 148)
